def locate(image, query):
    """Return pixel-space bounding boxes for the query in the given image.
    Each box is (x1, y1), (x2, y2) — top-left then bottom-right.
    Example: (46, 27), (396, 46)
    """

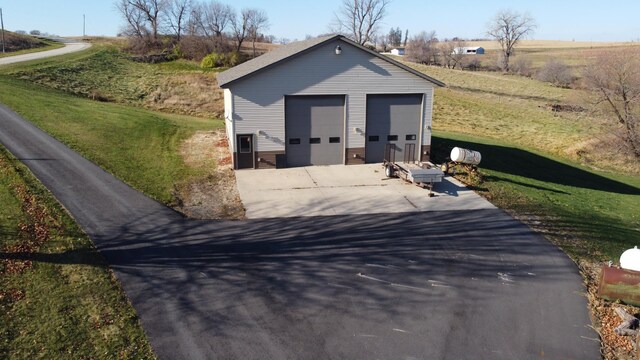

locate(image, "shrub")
(466, 58), (481, 71)
(222, 52), (241, 67)
(510, 56), (533, 76)
(536, 59), (574, 87)
(201, 52), (223, 68)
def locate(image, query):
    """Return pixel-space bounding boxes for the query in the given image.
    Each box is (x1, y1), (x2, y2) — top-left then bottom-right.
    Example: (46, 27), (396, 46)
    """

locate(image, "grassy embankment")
(0, 45), (222, 206)
(0, 146), (154, 359)
(0, 32), (65, 58)
(404, 61), (640, 261)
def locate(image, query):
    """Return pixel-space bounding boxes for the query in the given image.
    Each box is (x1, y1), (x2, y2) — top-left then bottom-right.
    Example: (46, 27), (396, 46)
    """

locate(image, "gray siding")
(227, 38), (435, 154)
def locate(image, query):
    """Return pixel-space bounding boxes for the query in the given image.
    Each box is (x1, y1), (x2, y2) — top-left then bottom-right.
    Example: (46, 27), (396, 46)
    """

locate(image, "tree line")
(115, 0), (270, 60)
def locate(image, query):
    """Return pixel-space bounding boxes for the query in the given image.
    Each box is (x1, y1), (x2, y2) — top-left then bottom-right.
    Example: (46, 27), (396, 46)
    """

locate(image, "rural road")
(0, 38), (91, 66)
(0, 103), (601, 359)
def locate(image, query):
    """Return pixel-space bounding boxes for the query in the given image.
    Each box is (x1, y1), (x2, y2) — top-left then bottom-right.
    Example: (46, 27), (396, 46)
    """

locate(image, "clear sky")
(1, 0), (639, 42)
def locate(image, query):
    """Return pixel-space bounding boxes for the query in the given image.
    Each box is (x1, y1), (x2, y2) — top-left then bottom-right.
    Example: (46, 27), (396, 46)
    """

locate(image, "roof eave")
(219, 34), (446, 89)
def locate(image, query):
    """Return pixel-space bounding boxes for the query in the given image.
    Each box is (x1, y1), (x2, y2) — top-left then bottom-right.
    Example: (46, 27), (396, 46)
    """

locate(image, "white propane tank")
(620, 246), (640, 272)
(450, 147), (482, 165)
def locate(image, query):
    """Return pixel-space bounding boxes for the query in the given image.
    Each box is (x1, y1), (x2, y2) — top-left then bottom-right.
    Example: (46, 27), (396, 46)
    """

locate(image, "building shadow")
(432, 136), (640, 195)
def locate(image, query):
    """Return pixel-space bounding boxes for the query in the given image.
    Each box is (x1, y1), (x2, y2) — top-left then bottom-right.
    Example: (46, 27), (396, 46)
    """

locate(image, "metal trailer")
(382, 144), (444, 196)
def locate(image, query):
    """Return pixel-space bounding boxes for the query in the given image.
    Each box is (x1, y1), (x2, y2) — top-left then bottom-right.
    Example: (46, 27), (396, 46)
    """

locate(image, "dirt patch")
(145, 73), (224, 119)
(174, 130), (244, 220)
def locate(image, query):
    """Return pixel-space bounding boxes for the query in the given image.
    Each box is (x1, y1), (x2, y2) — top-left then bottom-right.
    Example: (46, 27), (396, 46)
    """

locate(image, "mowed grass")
(402, 61), (638, 174)
(401, 53), (640, 261)
(1, 44), (162, 103)
(0, 76), (221, 205)
(432, 132), (640, 261)
(0, 146), (154, 359)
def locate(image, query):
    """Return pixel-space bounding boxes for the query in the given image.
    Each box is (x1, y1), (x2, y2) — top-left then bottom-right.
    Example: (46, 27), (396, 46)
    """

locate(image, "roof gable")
(217, 35), (445, 88)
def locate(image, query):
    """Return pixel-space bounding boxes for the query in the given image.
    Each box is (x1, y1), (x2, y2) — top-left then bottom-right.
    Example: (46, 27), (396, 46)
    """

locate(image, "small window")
(368, 135), (379, 142)
(239, 136), (251, 153)
(310, 137), (321, 144)
(387, 135), (398, 141)
(289, 138), (301, 145)
(329, 137), (340, 143)
(406, 134), (417, 141)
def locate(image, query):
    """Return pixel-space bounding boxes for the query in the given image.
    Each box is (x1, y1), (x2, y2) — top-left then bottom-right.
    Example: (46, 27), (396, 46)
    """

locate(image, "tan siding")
(229, 39), (435, 153)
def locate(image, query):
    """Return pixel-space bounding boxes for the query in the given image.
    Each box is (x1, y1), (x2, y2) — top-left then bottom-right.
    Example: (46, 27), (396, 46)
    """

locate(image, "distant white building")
(390, 47), (405, 56)
(452, 46), (485, 55)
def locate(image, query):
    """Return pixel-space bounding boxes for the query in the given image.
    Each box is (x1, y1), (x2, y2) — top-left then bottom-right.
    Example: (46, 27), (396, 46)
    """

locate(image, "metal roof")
(217, 34), (445, 88)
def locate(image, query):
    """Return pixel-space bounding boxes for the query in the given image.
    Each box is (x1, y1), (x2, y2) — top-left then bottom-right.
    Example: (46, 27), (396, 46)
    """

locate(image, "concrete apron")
(235, 164), (495, 219)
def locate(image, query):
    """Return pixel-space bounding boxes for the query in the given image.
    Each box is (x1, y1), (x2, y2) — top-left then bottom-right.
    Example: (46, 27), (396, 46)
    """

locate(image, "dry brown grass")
(175, 130), (244, 219)
(145, 73), (224, 118)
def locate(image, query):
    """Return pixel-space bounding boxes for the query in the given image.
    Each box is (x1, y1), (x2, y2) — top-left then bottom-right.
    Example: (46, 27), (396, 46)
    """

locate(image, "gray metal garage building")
(217, 34), (444, 169)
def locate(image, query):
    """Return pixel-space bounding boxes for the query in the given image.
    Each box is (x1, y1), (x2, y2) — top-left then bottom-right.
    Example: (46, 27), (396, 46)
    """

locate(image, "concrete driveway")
(235, 164), (495, 218)
(0, 104), (600, 359)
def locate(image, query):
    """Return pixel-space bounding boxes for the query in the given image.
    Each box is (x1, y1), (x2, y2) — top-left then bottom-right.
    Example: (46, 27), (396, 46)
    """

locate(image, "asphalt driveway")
(235, 164), (494, 218)
(0, 104), (600, 359)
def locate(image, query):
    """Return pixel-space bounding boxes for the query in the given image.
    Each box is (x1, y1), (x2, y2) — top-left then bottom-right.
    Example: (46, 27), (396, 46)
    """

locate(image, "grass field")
(432, 132), (640, 261)
(0, 76), (221, 206)
(400, 51), (640, 261)
(434, 40), (640, 73)
(0, 146), (154, 359)
(0, 44), (224, 118)
(402, 61), (639, 175)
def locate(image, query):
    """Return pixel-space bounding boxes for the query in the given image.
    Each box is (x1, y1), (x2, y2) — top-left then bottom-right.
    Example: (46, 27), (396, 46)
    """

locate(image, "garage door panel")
(285, 96), (345, 167)
(365, 94), (422, 163)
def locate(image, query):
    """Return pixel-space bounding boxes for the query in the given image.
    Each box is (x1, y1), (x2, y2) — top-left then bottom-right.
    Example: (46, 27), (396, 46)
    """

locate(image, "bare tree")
(376, 33), (388, 52)
(584, 49), (640, 157)
(231, 8), (251, 52)
(333, 0), (390, 45)
(116, 0), (147, 39)
(440, 40), (467, 69)
(406, 31), (439, 65)
(246, 9), (269, 57)
(193, 1), (233, 38)
(116, 0), (166, 43)
(486, 9), (536, 72)
(165, 0), (191, 41)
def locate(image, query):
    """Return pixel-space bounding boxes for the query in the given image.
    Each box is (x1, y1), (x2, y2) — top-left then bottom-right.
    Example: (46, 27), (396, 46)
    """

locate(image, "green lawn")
(432, 131), (640, 261)
(0, 76), (221, 206)
(0, 146), (154, 359)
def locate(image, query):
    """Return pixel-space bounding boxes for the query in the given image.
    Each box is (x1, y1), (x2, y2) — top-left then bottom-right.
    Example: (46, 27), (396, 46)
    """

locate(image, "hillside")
(0, 31), (64, 58)
(2, 31), (46, 51)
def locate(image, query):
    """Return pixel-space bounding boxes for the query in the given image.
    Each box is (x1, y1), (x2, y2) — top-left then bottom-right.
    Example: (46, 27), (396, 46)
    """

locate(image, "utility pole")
(1, 8), (5, 54)
(83, 14), (85, 37)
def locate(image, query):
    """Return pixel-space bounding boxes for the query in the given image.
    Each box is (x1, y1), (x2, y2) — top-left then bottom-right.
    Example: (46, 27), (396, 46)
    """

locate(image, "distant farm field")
(449, 40), (640, 70)
(467, 39), (638, 50)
